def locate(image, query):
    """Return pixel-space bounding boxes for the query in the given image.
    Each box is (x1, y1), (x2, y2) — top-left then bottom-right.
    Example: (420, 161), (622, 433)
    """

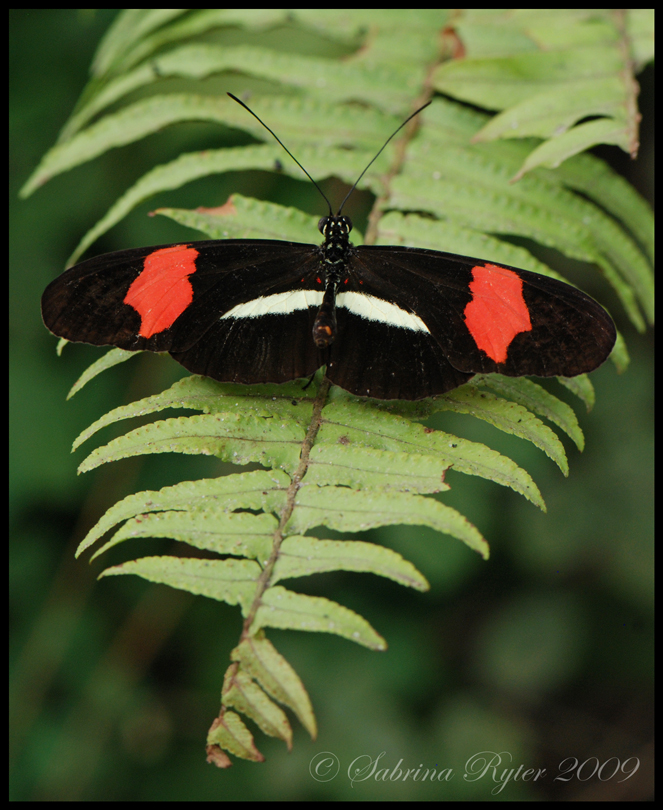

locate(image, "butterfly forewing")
(43, 239), (321, 351)
(349, 245), (616, 381)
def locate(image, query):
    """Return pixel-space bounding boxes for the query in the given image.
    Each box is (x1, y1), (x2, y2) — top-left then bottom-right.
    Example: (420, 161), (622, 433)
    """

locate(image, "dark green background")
(10, 9), (653, 800)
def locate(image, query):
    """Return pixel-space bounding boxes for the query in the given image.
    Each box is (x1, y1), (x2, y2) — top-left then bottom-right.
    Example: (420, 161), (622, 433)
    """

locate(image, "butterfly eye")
(318, 216), (329, 234)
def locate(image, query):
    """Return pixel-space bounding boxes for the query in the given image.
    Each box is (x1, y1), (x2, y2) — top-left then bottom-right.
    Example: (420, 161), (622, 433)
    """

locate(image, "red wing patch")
(463, 263), (532, 363)
(124, 245), (199, 338)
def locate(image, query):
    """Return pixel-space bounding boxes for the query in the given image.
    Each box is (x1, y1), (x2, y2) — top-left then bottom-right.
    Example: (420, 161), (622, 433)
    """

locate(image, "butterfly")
(42, 95), (615, 400)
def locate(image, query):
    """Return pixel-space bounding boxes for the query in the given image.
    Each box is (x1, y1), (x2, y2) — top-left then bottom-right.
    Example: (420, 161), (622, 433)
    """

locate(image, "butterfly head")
(318, 214), (352, 238)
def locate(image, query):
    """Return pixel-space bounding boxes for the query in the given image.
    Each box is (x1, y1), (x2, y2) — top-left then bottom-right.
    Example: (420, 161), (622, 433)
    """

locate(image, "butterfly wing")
(346, 245), (616, 384)
(42, 239), (326, 385)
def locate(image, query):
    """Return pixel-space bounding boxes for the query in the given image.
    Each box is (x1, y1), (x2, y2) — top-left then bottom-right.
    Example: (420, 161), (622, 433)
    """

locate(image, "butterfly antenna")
(336, 101), (431, 215)
(227, 92), (334, 216)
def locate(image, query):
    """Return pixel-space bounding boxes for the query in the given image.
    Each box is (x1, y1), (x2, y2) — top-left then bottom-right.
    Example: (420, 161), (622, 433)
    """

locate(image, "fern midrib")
(239, 376), (332, 637)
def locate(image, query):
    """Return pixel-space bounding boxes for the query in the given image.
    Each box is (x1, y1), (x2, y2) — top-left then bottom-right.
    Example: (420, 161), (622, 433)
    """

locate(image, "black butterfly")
(42, 95), (615, 400)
